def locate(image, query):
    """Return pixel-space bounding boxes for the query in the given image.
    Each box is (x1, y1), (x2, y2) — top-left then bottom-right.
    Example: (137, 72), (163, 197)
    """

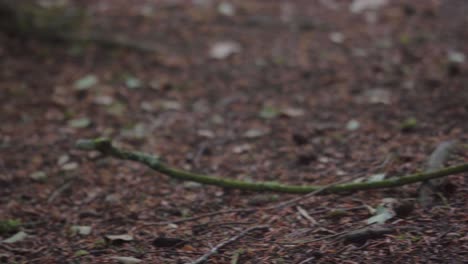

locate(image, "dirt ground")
(1, 0), (467, 263)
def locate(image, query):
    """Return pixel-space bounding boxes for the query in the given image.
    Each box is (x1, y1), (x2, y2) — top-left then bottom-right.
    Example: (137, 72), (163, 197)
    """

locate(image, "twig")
(139, 180), (362, 228)
(0, 244), (45, 255)
(140, 208), (256, 227)
(60, 32), (161, 53)
(341, 225), (395, 244)
(298, 256), (316, 264)
(265, 175), (363, 210)
(47, 178), (74, 203)
(187, 225), (269, 264)
(76, 138), (468, 194)
(292, 223), (374, 244)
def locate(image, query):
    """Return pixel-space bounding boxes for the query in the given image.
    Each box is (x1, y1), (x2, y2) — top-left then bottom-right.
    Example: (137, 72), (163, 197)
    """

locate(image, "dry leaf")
(110, 256), (142, 264)
(210, 41), (241, 60)
(232, 144), (252, 154)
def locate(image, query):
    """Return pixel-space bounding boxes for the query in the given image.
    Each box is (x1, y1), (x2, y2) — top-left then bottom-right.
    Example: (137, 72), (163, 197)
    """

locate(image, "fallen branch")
(340, 225), (417, 244)
(187, 225), (269, 264)
(0, 1), (160, 54)
(340, 225), (395, 244)
(76, 138), (468, 195)
(418, 141), (457, 207)
(292, 223), (373, 244)
(57, 32), (161, 53)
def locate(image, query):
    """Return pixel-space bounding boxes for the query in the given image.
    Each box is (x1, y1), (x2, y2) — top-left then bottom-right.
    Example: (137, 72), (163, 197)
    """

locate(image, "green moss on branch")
(76, 138), (468, 194)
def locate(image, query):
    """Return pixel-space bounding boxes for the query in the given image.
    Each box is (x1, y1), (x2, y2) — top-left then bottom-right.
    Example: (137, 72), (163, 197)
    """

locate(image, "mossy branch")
(0, 1), (159, 53)
(76, 138), (468, 194)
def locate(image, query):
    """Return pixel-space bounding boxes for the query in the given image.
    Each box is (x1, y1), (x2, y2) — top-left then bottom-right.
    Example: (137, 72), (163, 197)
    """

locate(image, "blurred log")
(418, 141), (458, 208)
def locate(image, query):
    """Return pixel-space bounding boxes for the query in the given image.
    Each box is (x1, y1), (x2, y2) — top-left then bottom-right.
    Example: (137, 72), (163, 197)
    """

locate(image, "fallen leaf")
(181, 244), (196, 251)
(57, 155), (70, 166)
(121, 123), (147, 139)
(232, 144), (252, 154)
(350, 0), (388, 14)
(74, 75), (98, 90)
(71, 225), (92, 236)
(243, 129), (267, 139)
(197, 129), (215, 138)
(325, 209), (348, 219)
(211, 114), (224, 124)
(105, 194), (121, 204)
(74, 249), (89, 257)
(367, 173), (386, 182)
(105, 234), (133, 243)
(218, 2), (235, 16)
(259, 106), (280, 119)
(400, 117), (418, 132)
(280, 107), (304, 117)
(106, 102), (127, 116)
(366, 206), (395, 224)
(183, 181), (203, 189)
(160, 100), (182, 111)
(352, 177), (365, 183)
(94, 95), (114, 106)
(30, 171), (47, 181)
(3, 231), (28, 243)
(125, 77), (142, 89)
(364, 204), (376, 214)
(110, 256), (142, 264)
(366, 199), (398, 224)
(62, 162), (79, 171)
(448, 51), (465, 64)
(210, 41), (241, 60)
(362, 88), (392, 104)
(68, 118), (91, 128)
(330, 32), (345, 44)
(346, 119), (360, 131)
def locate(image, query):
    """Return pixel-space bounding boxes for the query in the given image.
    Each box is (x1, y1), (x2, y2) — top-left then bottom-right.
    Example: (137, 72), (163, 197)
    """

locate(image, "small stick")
(75, 138), (468, 194)
(140, 208), (256, 227)
(141, 177), (364, 228)
(293, 223), (374, 244)
(47, 179), (74, 203)
(187, 225), (269, 264)
(298, 256), (316, 264)
(265, 175), (362, 211)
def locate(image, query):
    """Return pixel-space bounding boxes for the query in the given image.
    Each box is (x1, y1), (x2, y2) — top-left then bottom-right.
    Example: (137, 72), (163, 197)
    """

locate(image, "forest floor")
(1, 0), (467, 263)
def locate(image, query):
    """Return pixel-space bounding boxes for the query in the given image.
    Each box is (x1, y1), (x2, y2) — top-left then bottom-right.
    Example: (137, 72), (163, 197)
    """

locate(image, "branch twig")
(141, 208), (256, 227)
(76, 138), (468, 194)
(47, 178), (74, 203)
(187, 225), (269, 264)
